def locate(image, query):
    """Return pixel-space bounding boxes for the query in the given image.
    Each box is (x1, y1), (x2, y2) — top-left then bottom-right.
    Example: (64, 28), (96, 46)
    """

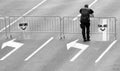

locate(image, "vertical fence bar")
(59, 17), (62, 39)
(5, 16), (8, 39)
(0, 17), (5, 39)
(115, 17), (117, 40)
(9, 16), (12, 39)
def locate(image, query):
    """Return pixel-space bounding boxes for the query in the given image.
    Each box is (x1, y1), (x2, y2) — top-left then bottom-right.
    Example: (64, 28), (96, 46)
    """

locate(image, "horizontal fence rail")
(0, 16), (117, 41)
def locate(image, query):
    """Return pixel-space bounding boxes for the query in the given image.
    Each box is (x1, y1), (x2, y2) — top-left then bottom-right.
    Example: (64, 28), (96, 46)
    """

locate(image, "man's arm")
(90, 9), (94, 14)
(90, 9), (94, 17)
(90, 14), (94, 17)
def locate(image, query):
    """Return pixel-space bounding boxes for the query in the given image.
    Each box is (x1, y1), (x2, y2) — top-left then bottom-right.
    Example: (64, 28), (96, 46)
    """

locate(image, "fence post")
(5, 16), (8, 39)
(115, 17), (117, 40)
(59, 17), (64, 39)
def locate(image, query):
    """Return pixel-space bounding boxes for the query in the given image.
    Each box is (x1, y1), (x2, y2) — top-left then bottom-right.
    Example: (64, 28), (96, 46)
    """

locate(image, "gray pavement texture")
(0, 0), (120, 71)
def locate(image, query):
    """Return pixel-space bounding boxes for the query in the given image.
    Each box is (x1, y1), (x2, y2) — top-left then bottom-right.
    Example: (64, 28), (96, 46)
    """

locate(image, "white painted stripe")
(24, 37), (54, 61)
(0, 0), (47, 32)
(0, 48), (18, 60)
(89, 0), (98, 7)
(95, 40), (117, 63)
(73, 0), (98, 21)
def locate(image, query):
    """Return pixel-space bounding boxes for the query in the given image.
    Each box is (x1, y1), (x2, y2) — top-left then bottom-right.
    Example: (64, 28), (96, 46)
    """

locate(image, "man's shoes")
(83, 39), (87, 42)
(87, 39), (90, 41)
(83, 39), (90, 42)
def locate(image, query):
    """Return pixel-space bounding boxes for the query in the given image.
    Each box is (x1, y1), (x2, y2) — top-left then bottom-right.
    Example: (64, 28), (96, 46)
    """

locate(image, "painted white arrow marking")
(0, 39), (24, 60)
(67, 39), (89, 62)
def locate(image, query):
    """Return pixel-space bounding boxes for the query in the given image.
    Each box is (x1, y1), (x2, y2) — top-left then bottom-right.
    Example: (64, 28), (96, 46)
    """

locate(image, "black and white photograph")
(0, 0), (120, 71)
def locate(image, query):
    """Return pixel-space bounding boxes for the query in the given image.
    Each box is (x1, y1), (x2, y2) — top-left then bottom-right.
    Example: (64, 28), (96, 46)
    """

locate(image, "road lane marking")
(95, 40), (117, 63)
(0, 39), (24, 60)
(89, 0), (98, 7)
(67, 39), (89, 62)
(73, 0), (98, 21)
(24, 37), (54, 61)
(0, 0), (47, 32)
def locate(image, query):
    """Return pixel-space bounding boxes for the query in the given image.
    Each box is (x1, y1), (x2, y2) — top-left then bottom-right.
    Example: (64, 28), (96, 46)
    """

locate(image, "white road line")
(95, 40), (117, 63)
(73, 0), (98, 21)
(24, 37), (54, 61)
(0, 0), (47, 32)
(89, 0), (98, 7)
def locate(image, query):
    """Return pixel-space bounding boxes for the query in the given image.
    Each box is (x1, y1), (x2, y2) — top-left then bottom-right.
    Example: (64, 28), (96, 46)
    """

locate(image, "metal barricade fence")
(8, 16), (61, 39)
(91, 17), (117, 41)
(62, 16), (117, 41)
(0, 17), (8, 40)
(0, 16), (117, 40)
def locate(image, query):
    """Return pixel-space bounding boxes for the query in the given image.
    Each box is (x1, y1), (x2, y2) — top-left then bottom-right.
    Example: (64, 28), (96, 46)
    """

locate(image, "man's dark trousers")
(80, 20), (90, 41)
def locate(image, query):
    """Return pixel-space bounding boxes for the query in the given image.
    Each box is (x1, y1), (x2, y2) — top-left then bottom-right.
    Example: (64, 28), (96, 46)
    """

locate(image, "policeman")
(79, 4), (94, 42)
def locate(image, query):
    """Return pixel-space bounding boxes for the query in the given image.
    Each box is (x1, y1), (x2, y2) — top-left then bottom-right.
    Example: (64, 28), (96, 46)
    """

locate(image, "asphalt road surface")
(0, 0), (120, 71)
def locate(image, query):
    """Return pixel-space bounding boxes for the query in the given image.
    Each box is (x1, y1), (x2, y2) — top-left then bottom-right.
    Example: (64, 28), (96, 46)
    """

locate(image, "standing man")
(79, 4), (94, 42)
